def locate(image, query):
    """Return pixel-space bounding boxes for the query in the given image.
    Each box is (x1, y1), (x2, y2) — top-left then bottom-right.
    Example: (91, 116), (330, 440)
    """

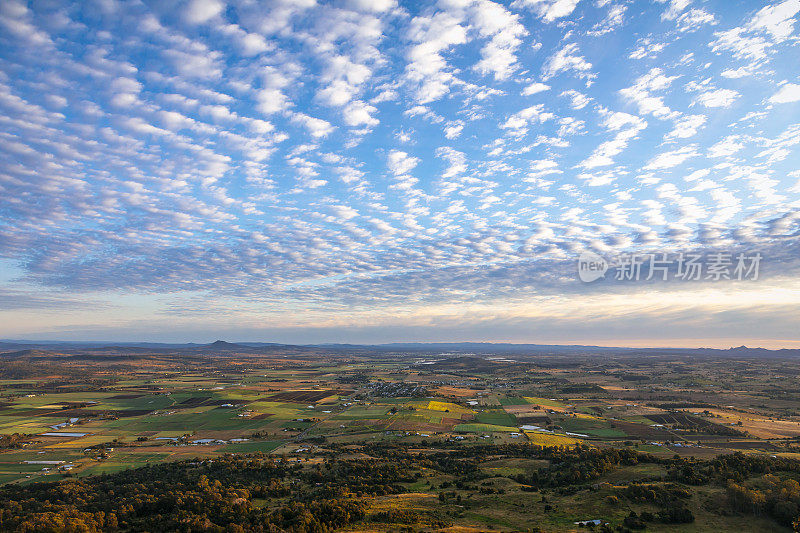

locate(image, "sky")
(1, 0), (799, 347)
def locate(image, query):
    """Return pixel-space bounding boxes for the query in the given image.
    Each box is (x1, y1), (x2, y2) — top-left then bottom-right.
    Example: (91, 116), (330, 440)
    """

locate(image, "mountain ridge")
(1, 339), (798, 358)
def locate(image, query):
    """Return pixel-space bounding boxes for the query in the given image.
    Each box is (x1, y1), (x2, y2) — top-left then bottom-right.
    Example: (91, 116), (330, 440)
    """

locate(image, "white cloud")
(256, 88), (290, 115)
(580, 111), (646, 168)
(514, 0), (581, 22)
(602, 111), (646, 131)
(711, 27), (771, 62)
(629, 40), (665, 60)
(404, 11), (468, 103)
(346, 0), (397, 12)
(444, 121), (465, 139)
(769, 83), (800, 104)
(183, 0), (225, 25)
(249, 119), (275, 134)
(695, 88), (739, 108)
(292, 113), (334, 138)
(162, 48), (222, 79)
(656, 0), (690, 21)
(342, 100), (379, 127)
(217, 23), (271, 56)
(710, 0), (799, 65)
(526, 159), (561, 180)
(749, 0), (800, 40)
(329, 205), (359, 220)
(665, 114), (706, 140)
(645, 146), (699, 170)
(587, 3), (626, 35)
(436, 146), (467, 179)
(542, 43), (594, 81)
(561, 89), (591, 109)
(676, 8), (716, 32)
(521, 82), (550, 96)
(708, 136), (744, 158)
(619, 68), (679, 119)
(721, 66), (757, 79)
(501, 104), (555, 135)
(387, 150), (419, 175)
(4, 0), (800, 338)
(471, 0), (527, 80)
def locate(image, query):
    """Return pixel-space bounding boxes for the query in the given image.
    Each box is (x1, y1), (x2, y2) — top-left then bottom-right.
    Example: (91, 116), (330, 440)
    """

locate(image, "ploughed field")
(0, 349), (798, 531)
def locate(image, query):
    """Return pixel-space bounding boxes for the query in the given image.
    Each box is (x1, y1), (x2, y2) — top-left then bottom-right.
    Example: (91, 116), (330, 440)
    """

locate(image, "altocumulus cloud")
(0, 0), (799, 342)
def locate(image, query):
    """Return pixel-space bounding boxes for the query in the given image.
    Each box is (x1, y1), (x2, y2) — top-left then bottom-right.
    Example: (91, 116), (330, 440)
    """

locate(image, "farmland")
(0, 345), (799, 531)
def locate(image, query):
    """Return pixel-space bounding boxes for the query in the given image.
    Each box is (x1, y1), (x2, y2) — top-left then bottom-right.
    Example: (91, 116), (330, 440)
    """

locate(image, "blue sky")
(1, 0), (799, 346)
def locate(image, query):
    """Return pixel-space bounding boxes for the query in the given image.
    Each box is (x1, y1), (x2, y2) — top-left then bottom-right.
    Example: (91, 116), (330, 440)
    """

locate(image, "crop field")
(268, 389), (348, 402)
(0, 349), (798, 531)
(522, 397), (566, 408)
(475, 409), (517, 426)
(523, 431), (582, 446)
(455, 423), (519, 433)
(0, 351), (795, 483)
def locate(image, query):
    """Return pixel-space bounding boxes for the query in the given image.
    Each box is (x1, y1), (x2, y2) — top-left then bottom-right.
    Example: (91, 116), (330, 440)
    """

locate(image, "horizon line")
(2, 338), (798, 352)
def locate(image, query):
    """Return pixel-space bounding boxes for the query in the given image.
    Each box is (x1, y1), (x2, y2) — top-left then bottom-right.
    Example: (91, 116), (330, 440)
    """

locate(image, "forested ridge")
(0, 443), (798, 532)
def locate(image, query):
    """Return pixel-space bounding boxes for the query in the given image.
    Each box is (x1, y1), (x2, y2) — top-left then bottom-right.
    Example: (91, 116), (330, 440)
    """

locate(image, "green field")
(0, 349), (797, 532)
(455, 423), (519, 433)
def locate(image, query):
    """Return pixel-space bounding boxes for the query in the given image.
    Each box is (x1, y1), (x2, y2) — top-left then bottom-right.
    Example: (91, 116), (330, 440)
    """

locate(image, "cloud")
(436, 146), (467, 179)
(522, 82), (550, 96)
(329, 204), (359, 220)
(580, 111), (646, 168)
(291, 113), (334, 137)
(515, 0), (581, 22)
(404, 10), (468, 103)
(619, 68), (679, 119)
(707, 136), (744, 158)
(501, 104), (555, 135)
(217, 23), (271, 56)
(162, 48), (223, 79)
(346, 0), (397, 12)
(560, 89), (591, 109)
(748, 0), (800, 40)
(342, 100), (379, 127)
(665, 114), (706, 139)
(443, 120), (465, 139)
(710, 0), (799, 66)
(183, 0), (225, 25)
(656, 0), (690, 21)
(387, 150), (419, 175)
(676, 8), (716, 32)
(1, 0), (799, 345)
(471, 0), (527, 80)
(644, 146), (699, 169)
(769, 83), (800, 104)
(0, 287), (108, 311)
(694, 88), (740, 108)
(542, 43), (594, 81)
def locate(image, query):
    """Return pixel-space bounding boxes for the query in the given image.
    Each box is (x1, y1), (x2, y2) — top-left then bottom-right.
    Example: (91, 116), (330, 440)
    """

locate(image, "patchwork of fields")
(0, 350), (798, 531)
(0, 351), (797, 489)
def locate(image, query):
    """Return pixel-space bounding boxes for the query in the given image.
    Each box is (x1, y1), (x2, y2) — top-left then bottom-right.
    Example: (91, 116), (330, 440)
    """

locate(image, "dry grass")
(685, 408), (800, 439)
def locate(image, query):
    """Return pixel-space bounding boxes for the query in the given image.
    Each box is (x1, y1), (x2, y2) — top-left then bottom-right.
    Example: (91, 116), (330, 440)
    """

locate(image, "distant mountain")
(1, 340), (798, 359)
(376, 342), (619, 353)
(0, 349), (60, 359)
(207, 340), (249, 350)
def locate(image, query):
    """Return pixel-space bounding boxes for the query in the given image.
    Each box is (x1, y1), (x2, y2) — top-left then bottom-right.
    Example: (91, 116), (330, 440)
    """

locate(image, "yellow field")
(419, 401), (475, 415)
(523, 431), (582, 446)
(573, 412), (599, 420)
(46, 435), (113, 449)
(522, 397), (567, 410)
